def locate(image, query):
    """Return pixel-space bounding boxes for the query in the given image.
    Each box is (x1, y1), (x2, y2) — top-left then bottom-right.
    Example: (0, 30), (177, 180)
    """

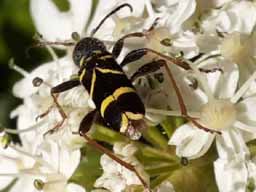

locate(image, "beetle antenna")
(35, 40), (75, 47)
(90, 3), (133, 37)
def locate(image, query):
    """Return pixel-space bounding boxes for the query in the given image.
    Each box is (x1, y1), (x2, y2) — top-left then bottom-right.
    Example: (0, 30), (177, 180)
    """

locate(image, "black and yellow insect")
(46, 4), (189, 137)
(74, 37), (145, 135)
(38, 3), (194, 190)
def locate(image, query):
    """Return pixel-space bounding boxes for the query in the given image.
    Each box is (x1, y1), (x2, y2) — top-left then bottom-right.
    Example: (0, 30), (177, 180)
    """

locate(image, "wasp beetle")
(35, 3), (200, 190)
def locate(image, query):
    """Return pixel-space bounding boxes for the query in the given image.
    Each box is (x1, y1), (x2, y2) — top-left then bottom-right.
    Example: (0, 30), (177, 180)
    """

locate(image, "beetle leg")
(77, 111), (151, 190)
(78, 109), (98, 135)
(37, 78), (80, 135)
(125, 52), (221, 134)
(130, 59), (165, 82)
(79, 128), (150, 191)
(112, 32), (145, 58)
(112, 17), (160, 59)
(120, 48), (190, 70)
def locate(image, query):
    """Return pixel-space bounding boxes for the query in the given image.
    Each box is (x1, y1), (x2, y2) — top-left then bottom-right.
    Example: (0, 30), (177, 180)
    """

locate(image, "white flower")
(201, 1), (256, 34)
(0, 138), (34, 190)
(30, 0), (92, 42)
(94, 142), (149, 192)
(217, 1), (256, 34)
(2, 0), (94, 191)
(168, 56), (256, 190)
(88, 0), (156, 41)
(214, 155), (253, 192)
(166, 54), (256, 190)
(11, 56), (88, 149)
(154, 0), (196, 33)
(219, 32), (256, 88)
(0, 133), (82, 192)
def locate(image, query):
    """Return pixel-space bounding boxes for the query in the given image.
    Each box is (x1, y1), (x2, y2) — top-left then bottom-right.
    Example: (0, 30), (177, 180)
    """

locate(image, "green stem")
(90, 124), (128, 144)
(136, 145), (179, 164)
(150, 173), (172, 189)
(141, 126), (168, 149)
(160, 117), (186, 139)
(145, 163), (180, 176)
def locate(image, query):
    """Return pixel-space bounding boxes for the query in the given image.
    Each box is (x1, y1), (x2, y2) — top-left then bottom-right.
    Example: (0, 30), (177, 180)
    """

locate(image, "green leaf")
(69, 145), (103, 191)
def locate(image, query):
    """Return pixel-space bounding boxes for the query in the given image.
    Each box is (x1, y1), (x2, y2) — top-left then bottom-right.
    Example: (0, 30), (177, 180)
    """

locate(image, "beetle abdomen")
(80, 53), (145, 133)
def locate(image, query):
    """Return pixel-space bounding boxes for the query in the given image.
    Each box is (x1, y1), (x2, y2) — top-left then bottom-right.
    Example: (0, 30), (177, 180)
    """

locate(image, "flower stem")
(145, 163), (180, 176)
(90, 124), (128, 144)
(150, 173), (172, 189)
(141, 126), (168, 149)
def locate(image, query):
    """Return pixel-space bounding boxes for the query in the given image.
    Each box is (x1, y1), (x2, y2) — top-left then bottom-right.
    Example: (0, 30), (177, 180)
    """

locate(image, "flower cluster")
(1, 0), (256, 192)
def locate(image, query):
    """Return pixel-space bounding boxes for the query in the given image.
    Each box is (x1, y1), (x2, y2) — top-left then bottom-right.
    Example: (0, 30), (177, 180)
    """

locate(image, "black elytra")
(48, 4), (171, 137)
(74, 37), (145, 134)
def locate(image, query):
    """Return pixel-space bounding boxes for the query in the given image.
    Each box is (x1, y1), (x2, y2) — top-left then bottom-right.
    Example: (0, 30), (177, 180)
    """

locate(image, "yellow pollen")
(199, 99), (237, 131)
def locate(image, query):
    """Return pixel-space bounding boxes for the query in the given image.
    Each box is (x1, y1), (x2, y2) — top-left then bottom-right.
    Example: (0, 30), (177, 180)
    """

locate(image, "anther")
(160, 38), (172, 47)
(180, 157), (189, 166)
(34, 179), (45, 191)
(32, 77), (44, 87)
(0, 133), (11, 149)
(71, 32), (80, 42)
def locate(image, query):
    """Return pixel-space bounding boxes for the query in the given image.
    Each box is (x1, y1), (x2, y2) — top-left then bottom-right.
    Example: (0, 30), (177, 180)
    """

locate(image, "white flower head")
(168, 57), (256, 190)
(94, 142), (149, 192)
(30, 0), (92, 41)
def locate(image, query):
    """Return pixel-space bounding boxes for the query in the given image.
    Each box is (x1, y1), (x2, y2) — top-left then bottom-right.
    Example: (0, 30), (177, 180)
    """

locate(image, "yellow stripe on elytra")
(120, 113), (129, 133)
(89, 69), (96, 99)
(125, 112), (144, 120)
(79, 56), (85, 67)
(100, 87), (135, 118)
(99, 55), (113, 60)
(113, 87), (135, 99)
(93, 50), (102, 54)
(100, 95), (115, 117)
(79, 69), (86, 82)
(96, 67), (124, 75)
(85, 56), (93, 63)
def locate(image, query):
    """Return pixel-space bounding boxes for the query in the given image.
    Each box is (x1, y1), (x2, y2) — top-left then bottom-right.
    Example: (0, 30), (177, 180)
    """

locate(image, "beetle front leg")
(112, 32), (145, 59)
(35, 78), (81, 135)
(112, 17), (160, 59)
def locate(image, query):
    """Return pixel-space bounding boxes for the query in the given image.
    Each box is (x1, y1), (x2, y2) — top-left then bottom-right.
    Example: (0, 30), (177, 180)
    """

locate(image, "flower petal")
(215, 60), (239, 99)
(215, 129), (249, 160)
(169, 123), (215, 159)
(30, 0), (92, 41)
(65, 183), (86, 192)
(214, 158), (248, 192)
(164, 0), (196, 33)
(217, 1), (256, 34)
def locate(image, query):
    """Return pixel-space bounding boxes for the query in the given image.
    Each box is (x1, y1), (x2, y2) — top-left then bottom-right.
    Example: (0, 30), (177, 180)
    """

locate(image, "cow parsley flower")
(94, 142), (149, 192)
(168, 57), (256, 191)
(4, 0), (256, 192)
